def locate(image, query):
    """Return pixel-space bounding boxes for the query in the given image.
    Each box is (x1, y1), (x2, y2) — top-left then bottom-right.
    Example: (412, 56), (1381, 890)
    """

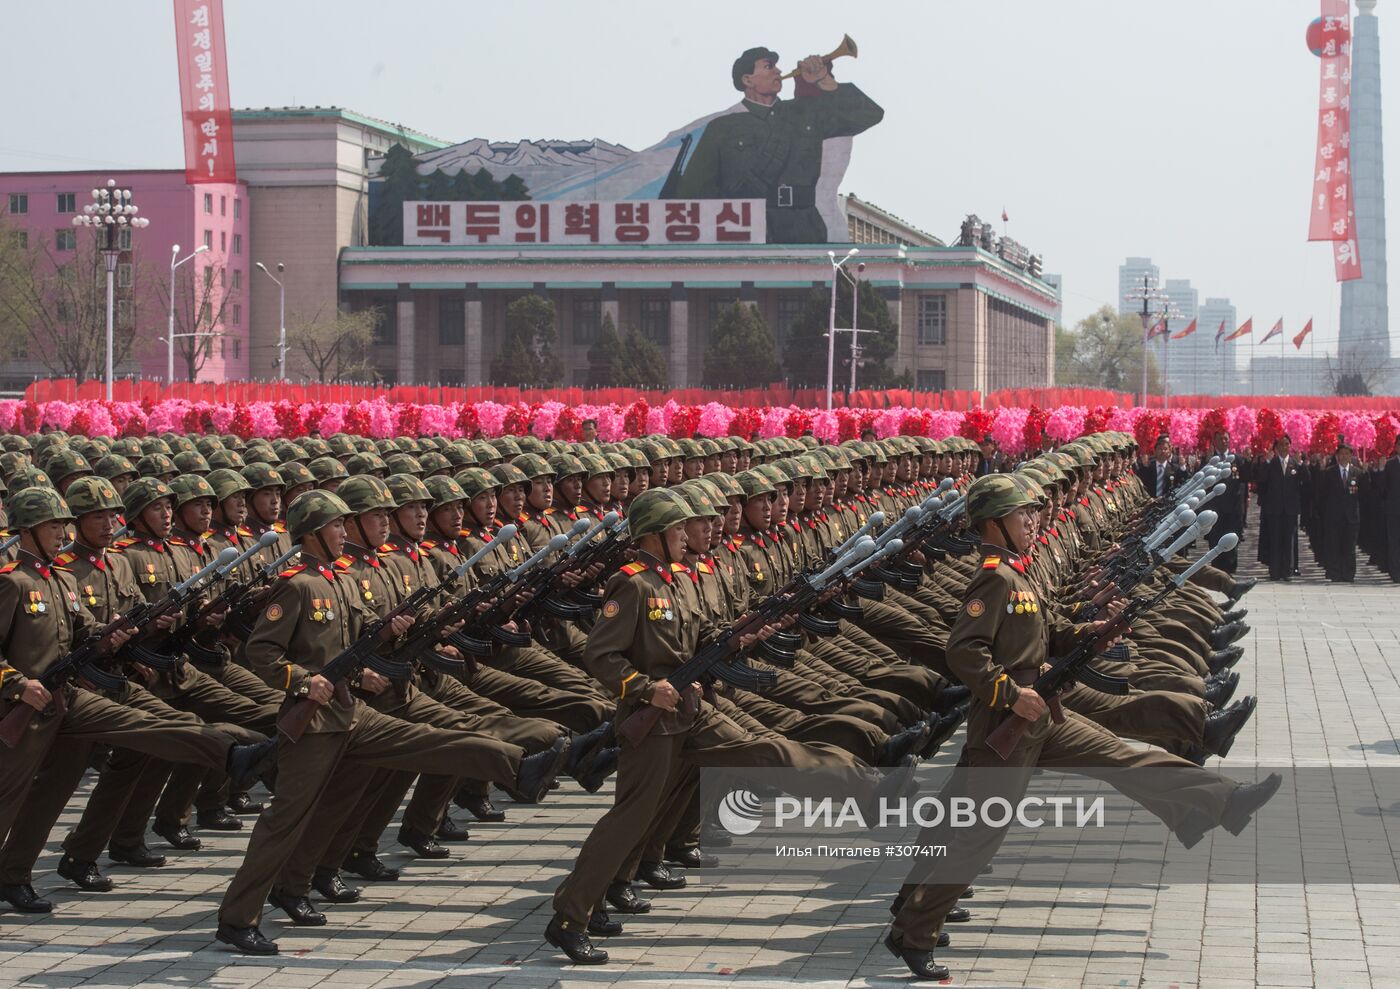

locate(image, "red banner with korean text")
(173, 0), (236, 184)
(1307, 1), (1360, 280)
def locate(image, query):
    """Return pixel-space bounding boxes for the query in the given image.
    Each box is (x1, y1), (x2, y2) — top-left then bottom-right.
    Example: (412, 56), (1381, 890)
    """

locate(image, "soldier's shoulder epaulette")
(272, 520), (287, 532)
(236, 525), (254, 537)
(697, 561), (714, 575)
(981, 555), (1001, 569)
(731, 534), (745, 546)
(334, 554), (354, 570)
(278, 563), (308, 579)
(53, 550), (77, 567)
(543, 507), (557, 515)
(378, 542), (396, 554)
(574, 504), (589, 514)
(419, 539), (438, 550)
(620, 561), (647, 576)
(201, 529), (216, 540)
(0, 561), (19, 574)
(517, 513), (531, 525)
(111, 536), (138, 550)
(671, 562), (689, 574)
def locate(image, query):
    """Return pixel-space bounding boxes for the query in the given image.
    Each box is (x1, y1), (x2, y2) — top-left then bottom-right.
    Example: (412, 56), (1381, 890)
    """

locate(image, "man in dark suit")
(1255, 435), (1309, 581)
(1316, 441), (1364, 582)
(975, 436), (999, 477)
(1380, 434), (1400, 582)
(1206, 429), (1249, 573)
(1135, 435), (1186, 499)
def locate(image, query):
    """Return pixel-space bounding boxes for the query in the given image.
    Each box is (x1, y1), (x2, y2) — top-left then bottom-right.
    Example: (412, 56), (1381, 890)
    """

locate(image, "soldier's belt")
(768, 184), (817, 209)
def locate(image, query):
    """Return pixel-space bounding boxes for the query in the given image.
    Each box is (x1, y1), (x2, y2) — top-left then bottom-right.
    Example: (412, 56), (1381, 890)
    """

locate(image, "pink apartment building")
(0, 169), (250, 388)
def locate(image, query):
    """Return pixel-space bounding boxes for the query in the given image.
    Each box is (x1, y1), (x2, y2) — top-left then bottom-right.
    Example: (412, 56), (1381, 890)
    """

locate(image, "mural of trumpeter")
(673, 44), (884, 243)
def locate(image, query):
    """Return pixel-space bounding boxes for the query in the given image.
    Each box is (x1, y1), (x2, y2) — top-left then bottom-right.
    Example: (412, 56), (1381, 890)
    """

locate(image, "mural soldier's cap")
(733, 47), (780, 91)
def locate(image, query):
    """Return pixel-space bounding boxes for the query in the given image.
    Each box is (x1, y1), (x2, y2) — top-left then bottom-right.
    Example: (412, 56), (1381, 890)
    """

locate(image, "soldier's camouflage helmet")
(8, 487), (75, 528)
(122, 477), (175, 520)
(336, 475), (398, 515)
(0, 451), (31, 480)
(490, 463), (530, 489)
(511, 453), (555, 480)
(627, 487), (695, 539)
(280, 463), (316, 491)
(172, 451), (211, 475)
(384, 453), (423, 476)
(424, 475), (468, 508)
(455, 467), (500, 500)
(578, 454), (613, 479)
(57, 477), (123, 516)
(326, 435), (358, 458)
(417, 451), (451, 475)
(386, 473), (432, 507)
(207, 468), (253, 504)
(735, 469), (777, 499)
(674, 482), (722, 519)
(136, 454), (177, 478)
(11, 467), (52, 491)
(286, 490), (352, 541)
(443, 444), (476, 468)
(344, 452), (388, 477)
(309, 456), (350, 484)
(41, 448), (92, 484)
(241, 462), (285, 491)
(206, 449), (247, 471)
(302, 438), (332, 459)
(965, 473), (1038, 525)
(705, 472), (745, 499)
(548, 453), (586, 479)
(169, 474), (218, 509)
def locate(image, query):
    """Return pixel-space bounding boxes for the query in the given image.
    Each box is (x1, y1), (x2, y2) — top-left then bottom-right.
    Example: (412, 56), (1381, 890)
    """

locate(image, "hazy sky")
(4, 0), (1393, 356)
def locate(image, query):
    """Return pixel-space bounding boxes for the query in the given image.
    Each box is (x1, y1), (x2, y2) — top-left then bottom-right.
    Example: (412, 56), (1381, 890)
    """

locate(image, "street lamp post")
(826, 248), (858, 409)
(1123, 273), (1167, 407)
(72, 180), (149, 400)
(256, 261), (287, 381)
(167, 244), (209, 384)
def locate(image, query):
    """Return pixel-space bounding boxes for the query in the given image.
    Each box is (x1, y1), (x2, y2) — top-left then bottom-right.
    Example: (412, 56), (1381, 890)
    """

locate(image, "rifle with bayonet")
(616, 534), (906, 746)
(984, 533), (1239, 761)
(159, 531), (287, 665)
(0, 546), (241, 748)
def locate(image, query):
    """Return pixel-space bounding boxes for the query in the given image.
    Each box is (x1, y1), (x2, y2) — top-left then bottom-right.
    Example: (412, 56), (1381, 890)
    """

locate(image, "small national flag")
(1259, 318), (1284, 344)
(1171, 318), (1198, 340)
(1213, 319), (1228, 349)
(1224, 317), (1254, 342)
(1146, 317), (1170, 340)
(1001, 207), (1009, 223)
(1293, 318), (1314, 349)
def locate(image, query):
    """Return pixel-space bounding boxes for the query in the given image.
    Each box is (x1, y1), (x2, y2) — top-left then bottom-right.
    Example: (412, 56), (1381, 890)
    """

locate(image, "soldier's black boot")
(227, 791), (263, 815)
(919, 704), (968, 758)
(225, 738), (277, 794)
(877, 722), (930, 767)
(636, 860), (686, 890)
(1226, 577), (1258, 605)
(884, 931), (949, 981)
(342, 851), (398, 882)
(665, 846), (719, 869)
(268, 888), (326, 926)
(0, 883), (53, 913)
(1204, 696), (1257, 758)
(455, 789), (506, 822)
(196, 808), (243, 831)
(434, 815), (470, 842)
(506, 736), (570, 804)
(1221, 771), (1283, 835)
(396, 826), (449, 859)
(108, 842), (166, 867)
(152, 822), (201, 851)
(57, 854), (113, 892)
(1204, 670), (1240, 708)
(564, 722), (611, 777)
(311, 867), (361, 904)
(1221, 608), (1248, 624)
(545, 916), (609, 964)
(1210, 622), (1249, 650)
(216, 923), (278, 955)
(587, 908), (623, 936)
(1207, 645), (1246, 675)
(606, 881), (651, 914)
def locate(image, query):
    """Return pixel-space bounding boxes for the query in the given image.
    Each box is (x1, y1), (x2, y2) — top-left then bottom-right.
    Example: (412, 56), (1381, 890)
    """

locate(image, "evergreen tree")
(782, 280), (901, 388)
(491, 293), (563, 387)
(369, 143), (422, 246)
(501, 174), (529, 200)
(424, 168), (454, 200)
(587, 312), (626, 386)
(622, 328), (669, 388)
(704, 300), (780, 387)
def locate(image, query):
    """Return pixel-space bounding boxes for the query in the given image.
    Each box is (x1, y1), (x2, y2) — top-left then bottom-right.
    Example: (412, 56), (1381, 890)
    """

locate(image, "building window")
(118, 228), (132, 249)
(640, 296), (669, 344)
(219, 231), (227, 253)
(917, 295), (947, 345)
(438, 296), (465, 346)
(219, 268), (226, 288)
(233, 198), (241, 220)
(220, 195), (226, 217)
(7, 194), (27, 215)
(439, 367), (464, 386)
(55, 229), (76, 251)
(776, 294), (806, 337)
(56, 193), (76, 214)
(203, 229), (213, 249)
(219, 337), (225, 358)
(204, 266), (215, 291)
(13, 230), (27, 248)
(574, 296), (601, 346)
(231, 269), (241, 292)
(232, 337), (241, 359)
(117, 263), (132, 288)
(232, 233), (241, 255)
(232, 304), (241, 326)
(916, 369), (946, 392)
(371, 299), (397, 344)
(117, 299), (132, 328)
(203, 193), (213, 214)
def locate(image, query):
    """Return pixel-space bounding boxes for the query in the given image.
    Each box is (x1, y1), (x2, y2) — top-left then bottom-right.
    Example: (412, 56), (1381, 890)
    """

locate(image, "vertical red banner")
(1306, 0), (1360, 280)
(173, 0), (236, 184)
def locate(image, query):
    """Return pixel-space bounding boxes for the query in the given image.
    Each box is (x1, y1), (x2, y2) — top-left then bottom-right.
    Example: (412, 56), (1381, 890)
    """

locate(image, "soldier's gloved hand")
(649, 680), (680, 711)
(19, 679), (52, 711)
(305, 674), (334, 705)
(359, 669), (392, 695)
(1012, 689), (1048, 722)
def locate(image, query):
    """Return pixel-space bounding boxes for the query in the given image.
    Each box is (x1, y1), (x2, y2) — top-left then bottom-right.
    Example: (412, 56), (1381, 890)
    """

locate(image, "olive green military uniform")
(217, 550), (528, 929)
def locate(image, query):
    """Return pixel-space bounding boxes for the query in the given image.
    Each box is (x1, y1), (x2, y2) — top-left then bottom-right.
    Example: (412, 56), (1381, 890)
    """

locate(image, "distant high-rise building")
(1157, 278), (1201, 397)
(1338, 0), (1392, 384)
(1196, 297), (1239, 395)
(1118, 257), (1160, 316)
